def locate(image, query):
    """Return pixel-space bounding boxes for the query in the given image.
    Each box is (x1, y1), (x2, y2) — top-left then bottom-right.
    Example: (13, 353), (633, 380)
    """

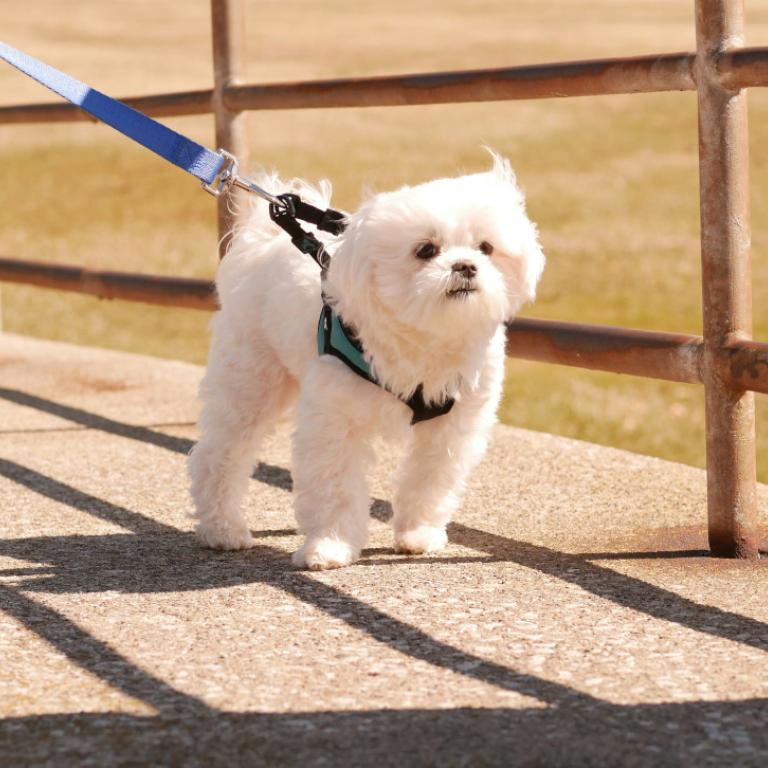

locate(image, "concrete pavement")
(1, 333), (767, 767)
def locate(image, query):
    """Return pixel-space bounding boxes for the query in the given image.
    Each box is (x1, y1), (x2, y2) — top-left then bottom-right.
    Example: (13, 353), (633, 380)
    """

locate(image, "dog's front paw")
(394, 525), (448, 555)
(292, 538), (358, 570)
(196, 522), (255, 551)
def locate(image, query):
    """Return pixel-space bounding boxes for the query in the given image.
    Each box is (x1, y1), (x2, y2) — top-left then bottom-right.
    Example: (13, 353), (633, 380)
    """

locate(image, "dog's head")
(327, 152), (545, 341)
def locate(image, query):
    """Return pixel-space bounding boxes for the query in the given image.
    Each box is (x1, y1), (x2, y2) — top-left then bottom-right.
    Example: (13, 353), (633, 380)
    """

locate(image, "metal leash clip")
(202, 149), (285, 207)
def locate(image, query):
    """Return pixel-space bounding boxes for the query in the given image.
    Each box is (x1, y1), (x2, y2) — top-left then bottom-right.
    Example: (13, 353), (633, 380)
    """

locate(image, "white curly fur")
(188, 153), (545, 569)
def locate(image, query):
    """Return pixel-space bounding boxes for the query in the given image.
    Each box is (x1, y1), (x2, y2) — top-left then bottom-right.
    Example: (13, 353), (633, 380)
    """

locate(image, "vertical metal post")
(695, 0), (759, 558)
(211, 0), (249, 258)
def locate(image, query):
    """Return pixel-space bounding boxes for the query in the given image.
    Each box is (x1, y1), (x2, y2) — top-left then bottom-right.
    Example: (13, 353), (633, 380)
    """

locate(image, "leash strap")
(0, 42), (225, 185)
(0, 42), (342, 224)
(0, 43), (279, 205)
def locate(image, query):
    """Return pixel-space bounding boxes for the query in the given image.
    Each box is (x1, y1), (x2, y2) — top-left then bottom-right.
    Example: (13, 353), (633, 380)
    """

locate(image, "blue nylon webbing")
(0, 43), (225, 185)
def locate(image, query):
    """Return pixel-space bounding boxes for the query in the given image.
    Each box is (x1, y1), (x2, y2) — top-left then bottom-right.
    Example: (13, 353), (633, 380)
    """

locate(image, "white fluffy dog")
(188, 152), (544, 570)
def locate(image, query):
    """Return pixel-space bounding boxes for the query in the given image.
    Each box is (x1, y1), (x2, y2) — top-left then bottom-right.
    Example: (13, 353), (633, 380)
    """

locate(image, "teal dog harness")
(317, 304), (455, 424)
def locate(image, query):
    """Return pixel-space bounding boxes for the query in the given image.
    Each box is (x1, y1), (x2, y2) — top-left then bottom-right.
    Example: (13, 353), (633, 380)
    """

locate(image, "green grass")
(1, 1), (767, 480)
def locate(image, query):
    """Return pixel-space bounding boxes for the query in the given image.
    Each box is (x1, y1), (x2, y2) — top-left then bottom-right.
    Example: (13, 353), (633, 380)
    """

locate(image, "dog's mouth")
(446, 283), (478, 298)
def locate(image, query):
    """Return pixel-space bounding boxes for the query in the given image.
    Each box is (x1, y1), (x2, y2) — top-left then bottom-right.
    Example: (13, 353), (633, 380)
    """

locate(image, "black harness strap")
(284, 193), (347, 236)
(269, 193), (346, 270)
(406, 385), (456, 424)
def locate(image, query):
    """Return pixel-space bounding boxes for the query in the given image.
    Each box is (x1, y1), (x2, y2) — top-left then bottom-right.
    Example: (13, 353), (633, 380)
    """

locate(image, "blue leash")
(0, 42), (280, 203)
(0, 41), (347, 264)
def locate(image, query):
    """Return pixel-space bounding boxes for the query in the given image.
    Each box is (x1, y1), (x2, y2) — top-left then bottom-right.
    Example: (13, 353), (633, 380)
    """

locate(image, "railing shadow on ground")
(1, 461), (768, 765)
(2, 387), (768, 763)
(0, 457), (592, 708)
(2, 698), (768, 767)
(0, 386), (766, 649)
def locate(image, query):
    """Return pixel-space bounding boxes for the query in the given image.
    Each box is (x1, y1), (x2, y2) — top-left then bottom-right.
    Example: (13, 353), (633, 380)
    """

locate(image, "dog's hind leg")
(188, 320), (297, 550)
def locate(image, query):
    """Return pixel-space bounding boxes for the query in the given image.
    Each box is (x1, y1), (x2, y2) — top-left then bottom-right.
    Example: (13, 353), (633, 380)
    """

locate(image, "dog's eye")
(478, 241), (494, 256)
(415, 242), (439, 260)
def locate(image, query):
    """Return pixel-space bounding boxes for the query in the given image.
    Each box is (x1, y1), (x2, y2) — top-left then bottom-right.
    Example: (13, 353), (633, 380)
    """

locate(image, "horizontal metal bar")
(0, 257), (217, 310)
(225, 53), (697, 110)
(506, 317), (703, 384)
(718, 47), (768, 90)
(723, 338), (768, 395)
(0, 52), (697, 126)
(4, 47), (767, 126)
(3, 257), (767, 394)
(0, 89), (214, 124)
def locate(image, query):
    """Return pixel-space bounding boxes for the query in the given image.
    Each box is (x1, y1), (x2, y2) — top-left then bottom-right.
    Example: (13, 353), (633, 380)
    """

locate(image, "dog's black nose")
(451, 261), (477, 277)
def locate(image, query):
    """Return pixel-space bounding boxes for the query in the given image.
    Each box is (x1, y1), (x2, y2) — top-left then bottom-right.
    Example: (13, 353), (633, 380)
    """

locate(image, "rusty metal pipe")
(10, 45), (768, 128)
(0, 90), (215, 124)
(506, 318), (703, 384)
(718, 46), (768, 89)
(722, 338), (768, 395)
(226, 53), (696, 111)
(0, 52), (697, 126)
(4, 256), (768, 395)
(695, 0), (759, 559)
(0, 257), (217, 310)
(211, 0), (249, 258)
(4, 46), (768, 128)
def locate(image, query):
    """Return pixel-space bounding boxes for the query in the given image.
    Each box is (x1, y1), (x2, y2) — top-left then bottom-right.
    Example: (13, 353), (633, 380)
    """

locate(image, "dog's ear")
(482, 147), (517, 185)
(521, 233), (545, 304)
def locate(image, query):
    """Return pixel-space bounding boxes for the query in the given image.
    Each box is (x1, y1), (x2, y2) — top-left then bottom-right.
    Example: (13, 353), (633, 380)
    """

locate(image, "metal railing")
(0, 0), (766, 557)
